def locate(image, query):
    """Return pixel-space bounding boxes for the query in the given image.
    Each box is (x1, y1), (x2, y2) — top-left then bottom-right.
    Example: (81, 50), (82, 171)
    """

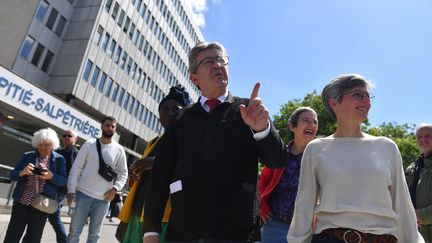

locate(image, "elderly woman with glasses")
(288, 74), (423, 243)
(4, 127), (67, 243)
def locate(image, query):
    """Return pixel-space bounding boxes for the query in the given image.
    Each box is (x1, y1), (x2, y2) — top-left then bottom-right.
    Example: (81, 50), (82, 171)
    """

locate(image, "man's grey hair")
(188, 42), (227, 74)
(31, 127), (60, 150)
(321, 74), (373, 120)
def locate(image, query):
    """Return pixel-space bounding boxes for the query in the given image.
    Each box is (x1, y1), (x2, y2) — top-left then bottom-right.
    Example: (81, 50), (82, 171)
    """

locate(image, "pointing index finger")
(250, 82), (261, 100)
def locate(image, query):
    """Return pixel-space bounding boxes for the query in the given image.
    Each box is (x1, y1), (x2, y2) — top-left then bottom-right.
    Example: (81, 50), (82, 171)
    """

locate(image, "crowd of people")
(3, 41), (431, 243)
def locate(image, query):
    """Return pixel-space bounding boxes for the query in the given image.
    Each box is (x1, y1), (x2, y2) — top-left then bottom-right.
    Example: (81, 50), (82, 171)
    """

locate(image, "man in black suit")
(143, 42), (287, 243)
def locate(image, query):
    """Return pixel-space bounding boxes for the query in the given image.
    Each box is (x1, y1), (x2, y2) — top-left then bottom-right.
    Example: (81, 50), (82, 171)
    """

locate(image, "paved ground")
(0, 205), (121, 242)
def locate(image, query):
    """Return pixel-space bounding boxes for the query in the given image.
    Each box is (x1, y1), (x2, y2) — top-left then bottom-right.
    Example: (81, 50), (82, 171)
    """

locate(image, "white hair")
(31, 127), (60, 150)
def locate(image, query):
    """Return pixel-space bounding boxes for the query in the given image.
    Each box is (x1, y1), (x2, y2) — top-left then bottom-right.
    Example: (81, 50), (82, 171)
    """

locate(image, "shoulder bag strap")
(35, 155), (40, 193)
(96, 138), (106, 167)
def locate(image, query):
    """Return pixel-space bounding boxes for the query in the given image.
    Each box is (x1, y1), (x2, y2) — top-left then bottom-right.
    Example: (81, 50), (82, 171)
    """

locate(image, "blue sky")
(185, 0), (432, 128)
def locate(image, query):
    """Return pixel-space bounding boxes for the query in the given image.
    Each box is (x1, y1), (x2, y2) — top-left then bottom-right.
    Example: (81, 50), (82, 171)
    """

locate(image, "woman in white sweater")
(287, 74), (423, 243)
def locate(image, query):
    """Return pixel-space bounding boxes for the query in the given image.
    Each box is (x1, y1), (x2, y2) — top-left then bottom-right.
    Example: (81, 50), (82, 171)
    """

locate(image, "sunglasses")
(62, 134), (73, 138)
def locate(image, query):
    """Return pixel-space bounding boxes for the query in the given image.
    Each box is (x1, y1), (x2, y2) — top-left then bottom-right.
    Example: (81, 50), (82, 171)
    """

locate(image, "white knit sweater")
(288, 135), (423, 243)
(67, 139), (128, 200)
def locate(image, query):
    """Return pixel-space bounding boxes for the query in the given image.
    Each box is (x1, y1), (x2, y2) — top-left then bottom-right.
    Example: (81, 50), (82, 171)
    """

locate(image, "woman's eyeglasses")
(62, 134), (73, 138)
(344, 91), (375, 101)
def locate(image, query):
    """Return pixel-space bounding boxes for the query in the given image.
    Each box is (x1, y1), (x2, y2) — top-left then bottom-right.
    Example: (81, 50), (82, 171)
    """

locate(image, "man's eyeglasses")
(193, 55), (229, 73)
(344, 91), (375, 101)
(62, 134), (73, 138)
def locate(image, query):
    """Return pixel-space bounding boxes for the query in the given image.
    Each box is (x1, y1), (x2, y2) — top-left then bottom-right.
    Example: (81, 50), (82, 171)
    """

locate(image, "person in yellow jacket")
(117, 85), (191, 243)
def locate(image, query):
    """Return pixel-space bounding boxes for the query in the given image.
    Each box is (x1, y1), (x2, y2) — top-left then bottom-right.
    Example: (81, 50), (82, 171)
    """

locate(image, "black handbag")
(96, 139), (118, 182)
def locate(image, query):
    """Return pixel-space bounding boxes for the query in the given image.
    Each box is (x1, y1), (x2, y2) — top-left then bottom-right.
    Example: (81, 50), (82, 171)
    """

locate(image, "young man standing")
(67, 117), (128, 243)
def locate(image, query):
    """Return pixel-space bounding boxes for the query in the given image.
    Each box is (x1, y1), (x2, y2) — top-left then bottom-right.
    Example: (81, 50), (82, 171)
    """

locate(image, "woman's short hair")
(188, 42), (227, 74)
(31, 127), (60, 150)
(321, 74), (373, 120)
(289, 107), (317, 127)
(416, 123), (432, 135)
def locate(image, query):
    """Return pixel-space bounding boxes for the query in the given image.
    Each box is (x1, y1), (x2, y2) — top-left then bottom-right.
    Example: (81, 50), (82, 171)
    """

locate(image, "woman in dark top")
(259, 107), (318, 243)
(117, 85), (191, 243)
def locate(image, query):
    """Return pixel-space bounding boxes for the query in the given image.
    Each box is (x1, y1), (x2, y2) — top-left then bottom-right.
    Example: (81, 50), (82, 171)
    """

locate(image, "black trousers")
(4, 202), (49, 243)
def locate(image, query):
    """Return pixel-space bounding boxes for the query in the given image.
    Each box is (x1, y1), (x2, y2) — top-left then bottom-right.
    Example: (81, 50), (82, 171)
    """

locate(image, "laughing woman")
(259, 107), (318, 243)
(288, 74), (423, 243)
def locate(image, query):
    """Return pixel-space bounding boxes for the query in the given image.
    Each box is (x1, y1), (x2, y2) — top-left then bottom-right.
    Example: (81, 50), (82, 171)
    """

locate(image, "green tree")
(367, 122), (419, 168)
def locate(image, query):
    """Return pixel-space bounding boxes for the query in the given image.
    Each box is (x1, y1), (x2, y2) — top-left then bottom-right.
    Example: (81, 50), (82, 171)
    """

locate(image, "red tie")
(205, 99), (221, 112)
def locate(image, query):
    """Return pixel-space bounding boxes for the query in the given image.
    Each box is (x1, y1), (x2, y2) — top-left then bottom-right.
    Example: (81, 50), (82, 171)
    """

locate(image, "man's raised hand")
(239, 82), (269, 132)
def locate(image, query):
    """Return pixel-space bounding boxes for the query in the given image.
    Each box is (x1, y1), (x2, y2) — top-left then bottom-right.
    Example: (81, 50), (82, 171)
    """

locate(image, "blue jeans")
(48, 194), (67, 243)
(261, 219), (290, 243)
(67, 191), (109, 243)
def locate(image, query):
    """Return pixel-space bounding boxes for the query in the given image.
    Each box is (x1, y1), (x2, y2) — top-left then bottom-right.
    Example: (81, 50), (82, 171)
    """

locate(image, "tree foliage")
(367, 123), (419, 168)
(273, 91), (419, 169)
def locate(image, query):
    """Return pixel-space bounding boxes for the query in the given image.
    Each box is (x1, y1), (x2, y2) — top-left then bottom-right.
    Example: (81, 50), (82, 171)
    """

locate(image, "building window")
(129, 23), (136, 40)
(114, 46), (122, 64)
(138, 35), (144, 51)
(150, 113), (155, 129)
(19, 36), (35, 60)
(117, 88), (125, 105)
(134, 101), (140, 117)
(104, 78), (113, 97)
(138, 104), (144, 121)
(131, 62), (137, 79)
(126, 57), (132, 75)
(129, 97), (135, 114)
(98, 72), (107, 92)
(136, 68), (142, 83)
(101, 32), (110, 51)
(90, 66), (100, 87)
(45, 8), (59, 30)
(137, 0), (143, 12)
(35, 0), (49, 22)
(94, 25), (103, 45)
(54, 16), (67, 37)
(112, 2), (120, 19)
(31, 43), (45, 66)
(111, 83), (119, 101)
(41, 50), (54, 73)
(120, 52), (128, 70)
(82, 60), (93, 81)
(117, 10), (125, 27)
(123, 92), (130, 110)
(105, 0), (113, 13)
(107, 39), (116, 57)
(143, 107), (148, 124)
(123, 16), (130, 33)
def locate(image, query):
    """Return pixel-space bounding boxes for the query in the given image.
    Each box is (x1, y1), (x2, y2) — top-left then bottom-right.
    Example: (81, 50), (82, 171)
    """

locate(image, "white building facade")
(0, 0), (203, 169)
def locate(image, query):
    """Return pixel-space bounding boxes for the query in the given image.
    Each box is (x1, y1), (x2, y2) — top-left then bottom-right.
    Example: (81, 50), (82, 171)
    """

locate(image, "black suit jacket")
(143, 93), (286, 241)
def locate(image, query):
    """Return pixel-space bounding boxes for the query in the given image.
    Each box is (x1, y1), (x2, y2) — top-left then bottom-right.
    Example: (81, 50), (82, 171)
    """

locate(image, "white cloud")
(184, 0), (208, 27)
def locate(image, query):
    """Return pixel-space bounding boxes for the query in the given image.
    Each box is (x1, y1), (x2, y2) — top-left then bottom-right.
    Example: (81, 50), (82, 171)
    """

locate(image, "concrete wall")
(0, 0), (39, 68)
